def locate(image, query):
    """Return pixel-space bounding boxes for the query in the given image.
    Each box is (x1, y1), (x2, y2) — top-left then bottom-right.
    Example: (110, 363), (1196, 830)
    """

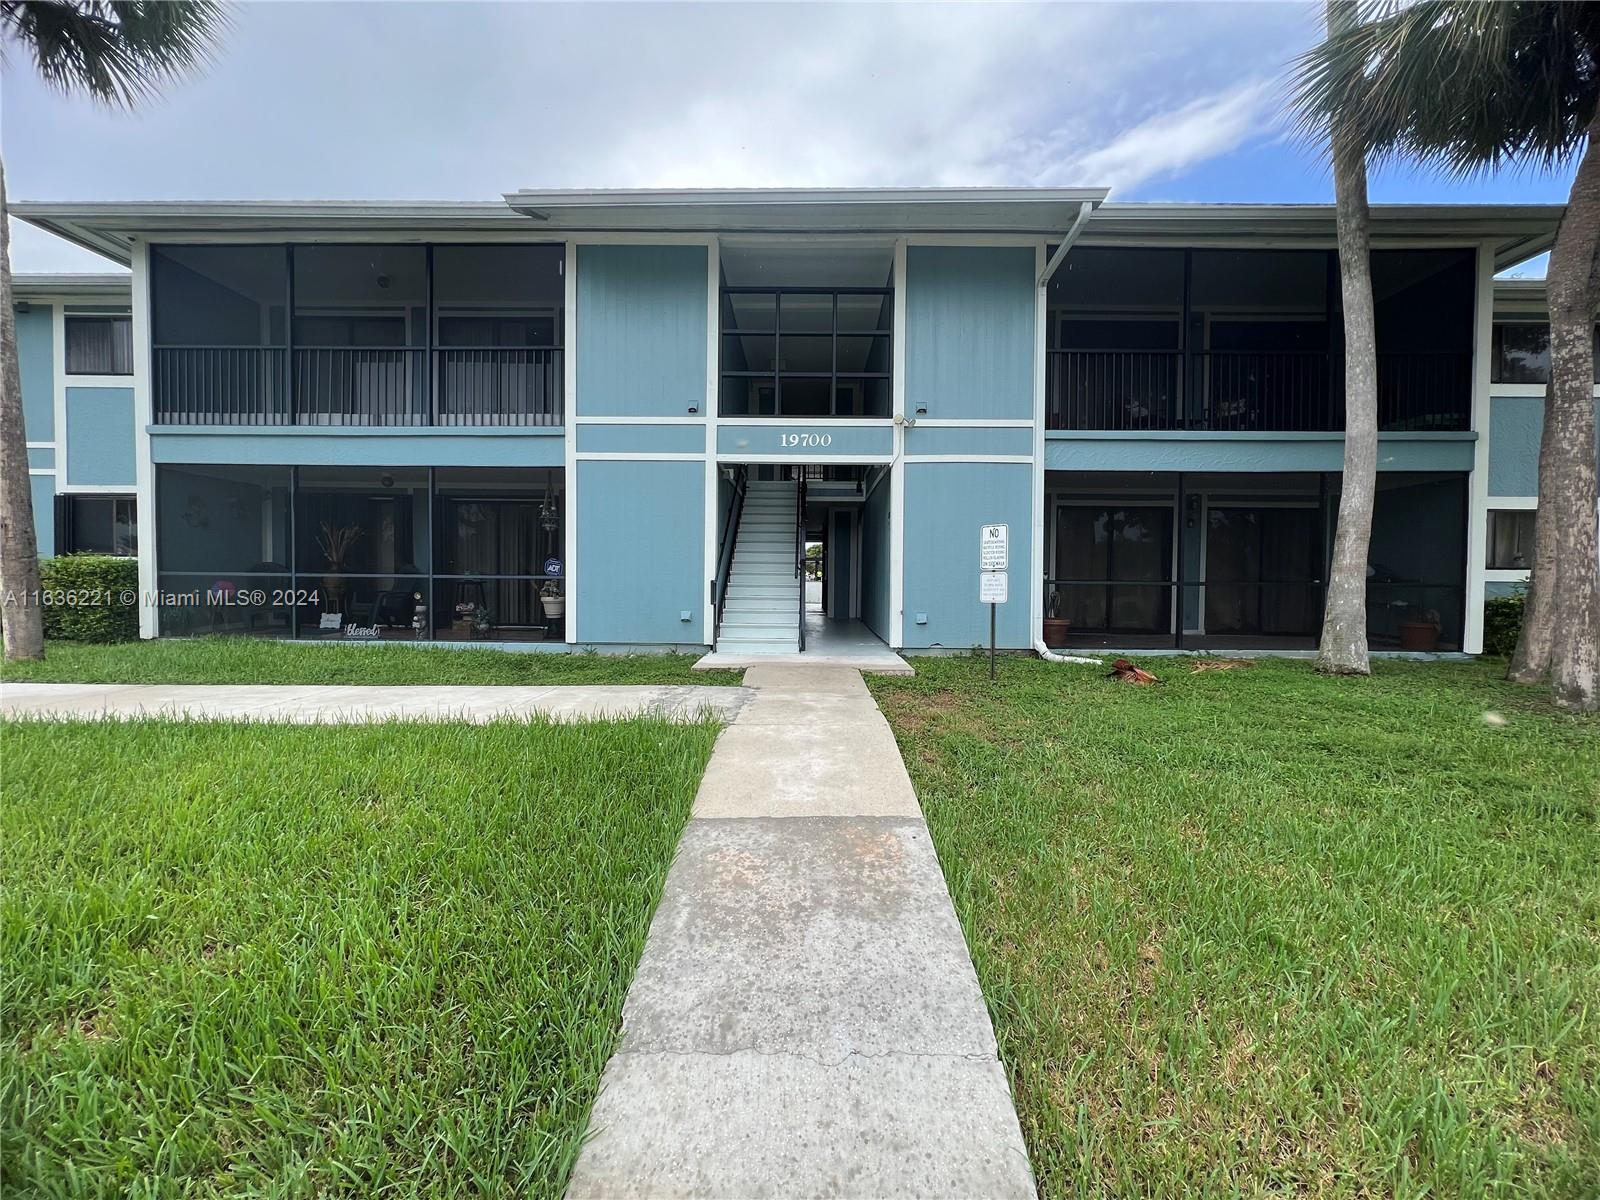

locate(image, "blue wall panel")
(903, 461), (1033, 649)
(577, 459), (704, 645)
(27, 447), (55, 470)
(860, 474), (892, 641)
(17, 306), (54, 441)
(65, 387), (136, 486)
(577, 245), (707, 418)
(905, 425), (1034, 457)
(1488, 395), (1542, 496)
(30, 472), (55, 557)
(905, 247), (1035, 422)
(150, 428), (563, 467)
(576, 423), (705, 455)
(1044, 431), (1477, 474)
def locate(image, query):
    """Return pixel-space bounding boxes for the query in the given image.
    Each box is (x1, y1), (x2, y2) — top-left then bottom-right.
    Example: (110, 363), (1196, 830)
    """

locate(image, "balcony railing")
(153, 346), (564, 426)
(1045, 350), (1471, 433)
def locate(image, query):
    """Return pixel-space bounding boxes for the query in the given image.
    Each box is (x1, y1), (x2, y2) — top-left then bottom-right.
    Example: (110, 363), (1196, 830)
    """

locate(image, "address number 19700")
(780, 433), (833, 448)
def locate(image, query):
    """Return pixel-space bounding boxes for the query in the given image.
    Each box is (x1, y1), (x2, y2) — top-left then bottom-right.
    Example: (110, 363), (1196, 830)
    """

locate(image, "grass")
(869, 656), (1600, 1199)
(0, 716), (722, 1198)
(0, 638), (743, 687)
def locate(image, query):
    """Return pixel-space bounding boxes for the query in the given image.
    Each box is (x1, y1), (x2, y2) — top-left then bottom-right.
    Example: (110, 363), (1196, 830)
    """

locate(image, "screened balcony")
(1045, 248), (1475, 434)
(151, 244), (564, 426)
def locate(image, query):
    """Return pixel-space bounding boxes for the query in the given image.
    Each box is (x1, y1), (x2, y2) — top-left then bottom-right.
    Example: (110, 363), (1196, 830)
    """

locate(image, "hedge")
(38, 554), (139, 643)
(1482, 587), (1526, 659)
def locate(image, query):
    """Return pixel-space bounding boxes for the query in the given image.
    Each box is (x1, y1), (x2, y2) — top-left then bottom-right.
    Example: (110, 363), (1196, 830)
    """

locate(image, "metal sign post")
(979, 524), (1008, 680)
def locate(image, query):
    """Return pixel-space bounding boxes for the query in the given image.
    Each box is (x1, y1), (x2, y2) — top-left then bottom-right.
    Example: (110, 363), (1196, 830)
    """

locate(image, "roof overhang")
(1085, 203), (1562, 270)
(11, 271), (131, 303)
(11, 192), (1560, 271)
(501, 187), (1110, 234)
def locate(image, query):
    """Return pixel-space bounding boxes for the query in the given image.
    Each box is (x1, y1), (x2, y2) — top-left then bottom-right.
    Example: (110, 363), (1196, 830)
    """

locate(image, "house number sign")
(780, 433), (833, 448)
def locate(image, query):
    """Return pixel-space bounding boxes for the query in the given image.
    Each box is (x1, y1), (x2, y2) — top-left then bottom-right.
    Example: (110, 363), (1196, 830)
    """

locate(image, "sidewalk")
(0, 682), (750, 723)
(566, 664), (1034, 1199)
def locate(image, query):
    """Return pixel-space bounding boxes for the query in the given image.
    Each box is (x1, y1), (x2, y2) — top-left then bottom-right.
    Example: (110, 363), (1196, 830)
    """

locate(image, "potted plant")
(540, 580), (565, 623)
(316, 521), (363, 616)
(1397, 608), (1442, 652)
(1042, 588), (1071, 648)
(470, 605), (493, 638)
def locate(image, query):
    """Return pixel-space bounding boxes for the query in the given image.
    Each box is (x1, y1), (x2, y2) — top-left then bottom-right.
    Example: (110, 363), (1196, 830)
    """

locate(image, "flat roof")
(10, 189), (1561, 270)
(12, 271), (132, 301)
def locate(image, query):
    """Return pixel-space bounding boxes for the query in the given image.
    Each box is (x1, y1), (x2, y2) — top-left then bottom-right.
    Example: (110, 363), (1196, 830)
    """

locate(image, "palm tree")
(0, 1), (225, 660)
(1312, 0), (1380, 676)
(1293, 0), (1600, 710)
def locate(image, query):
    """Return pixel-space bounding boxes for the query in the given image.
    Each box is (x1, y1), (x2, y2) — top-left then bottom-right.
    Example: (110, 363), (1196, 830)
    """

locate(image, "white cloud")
(3, 1), (1318, 270)
(1065, 79), (1280, 191)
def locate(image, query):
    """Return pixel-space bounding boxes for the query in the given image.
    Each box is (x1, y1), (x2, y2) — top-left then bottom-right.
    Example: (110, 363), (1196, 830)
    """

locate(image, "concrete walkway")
(694, 615), (914, 674)
(567, 664), (1033, 1199)
(0, 682), (751, 724)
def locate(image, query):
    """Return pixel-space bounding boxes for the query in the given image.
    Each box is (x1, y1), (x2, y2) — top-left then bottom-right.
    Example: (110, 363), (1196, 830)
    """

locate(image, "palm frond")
(1288, 0), (1600, 178)
(0, 0), (228, 109)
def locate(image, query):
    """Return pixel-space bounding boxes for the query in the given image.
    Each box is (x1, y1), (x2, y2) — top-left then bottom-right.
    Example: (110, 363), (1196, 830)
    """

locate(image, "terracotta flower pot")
(1398, 620), (1440, 652)
(1042, 617), (1071, 648)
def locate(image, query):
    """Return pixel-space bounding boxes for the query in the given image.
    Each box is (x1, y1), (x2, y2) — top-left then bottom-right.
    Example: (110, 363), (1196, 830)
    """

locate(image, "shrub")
(38, 554), (139, 643)
(1482, 587), (1526, 658)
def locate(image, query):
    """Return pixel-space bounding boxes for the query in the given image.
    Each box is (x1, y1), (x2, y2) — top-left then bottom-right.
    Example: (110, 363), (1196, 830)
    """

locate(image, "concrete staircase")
(716, 479), (800, 655)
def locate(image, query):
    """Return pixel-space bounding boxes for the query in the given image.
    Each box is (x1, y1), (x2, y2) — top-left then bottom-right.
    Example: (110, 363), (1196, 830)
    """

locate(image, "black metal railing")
(711, 466), (748, 643)
(1041, 577), (1465, 651)
(1045, 349), (1471, 433)
(153, 346), (564, 426)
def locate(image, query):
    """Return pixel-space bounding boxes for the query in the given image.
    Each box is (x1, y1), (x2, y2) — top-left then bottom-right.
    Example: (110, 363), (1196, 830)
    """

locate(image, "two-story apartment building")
(12, 189), (1570, 657)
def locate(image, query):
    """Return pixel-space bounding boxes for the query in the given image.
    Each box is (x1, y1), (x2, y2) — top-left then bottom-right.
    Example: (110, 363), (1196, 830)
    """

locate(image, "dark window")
(1487, 509), (1536, 570)
(719, 287), (892, 417)
(55, 494), (136, 555)
(64, 316), (133, 375)
(1491, 322), (1600, 384)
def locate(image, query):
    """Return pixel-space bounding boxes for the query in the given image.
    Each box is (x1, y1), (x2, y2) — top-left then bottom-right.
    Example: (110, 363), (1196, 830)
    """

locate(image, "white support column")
(130, 240), (157, 638)
(1463, 239), (1495, 654)
(563, 239), (579, 645)
(890, 237), (908, 648)
(703, 236), (720, 643)
(50, 302), (67, 487)
(1031, 240), (1048, 649)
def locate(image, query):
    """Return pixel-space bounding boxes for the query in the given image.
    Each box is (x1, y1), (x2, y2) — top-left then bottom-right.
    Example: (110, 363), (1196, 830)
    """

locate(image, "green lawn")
(0, 638), (742, 686)
(1, 717), (722, 1198)
(869, 657), (1600, 1199)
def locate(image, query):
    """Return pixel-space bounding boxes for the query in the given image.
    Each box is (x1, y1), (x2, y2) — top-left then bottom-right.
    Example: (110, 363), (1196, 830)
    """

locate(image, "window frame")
(718, 285), (892, 418)
(63, 314), (134, 376)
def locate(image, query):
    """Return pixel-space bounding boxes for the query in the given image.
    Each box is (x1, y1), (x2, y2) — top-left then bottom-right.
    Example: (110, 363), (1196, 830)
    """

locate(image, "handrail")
(796, 474), (807, 652)
(711, 466), (748, 644)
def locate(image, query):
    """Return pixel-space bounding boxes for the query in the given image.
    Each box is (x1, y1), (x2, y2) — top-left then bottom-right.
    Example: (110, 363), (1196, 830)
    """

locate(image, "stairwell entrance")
(701, 465), (907, 672)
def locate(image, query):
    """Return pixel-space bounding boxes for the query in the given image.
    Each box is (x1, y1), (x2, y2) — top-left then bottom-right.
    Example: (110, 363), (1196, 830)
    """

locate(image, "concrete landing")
(695, 617), (913, 675)
(566, 664), (1033, 1199)
(0, 682), (751, 724)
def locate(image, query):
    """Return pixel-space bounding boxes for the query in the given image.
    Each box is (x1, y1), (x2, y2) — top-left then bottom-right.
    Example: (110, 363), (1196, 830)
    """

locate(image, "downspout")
(1034, 201), (1103, 666)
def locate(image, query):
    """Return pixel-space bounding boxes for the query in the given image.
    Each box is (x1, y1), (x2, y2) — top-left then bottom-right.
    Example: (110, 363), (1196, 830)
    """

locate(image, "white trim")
(563, 239), (578, 644)
(575, 415), (706, 425)
(130, 241), (157, 639)
(704, 235), (720, 644)
(904, 233), (1052, 247)
(26, 468), (54, 476)
(1485, 568), (1531, 584)
(559, 232), (719, 247)
(1490, 382), (1600, 399)
(890, 237), (908, 648)
(716, 417), (895, 429)
(716, 453), (891, 465)
(1487, 495), (1539, 509)
(1464, 241), (1495, 654)
(61, 374), (136, 388)
(1032, 239), (1048, 650)
(904, 454), (1035, 464)
(56, 483), (136, 494)
(576, 451), (705, 462)
(24, 441), (52, 449)
(912, 418), (1034, 428)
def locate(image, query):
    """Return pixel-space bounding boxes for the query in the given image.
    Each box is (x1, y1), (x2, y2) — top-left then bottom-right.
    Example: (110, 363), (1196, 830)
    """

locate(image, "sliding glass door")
(1053, 504), (1174, 635)
(1203, 505), (1320, 637)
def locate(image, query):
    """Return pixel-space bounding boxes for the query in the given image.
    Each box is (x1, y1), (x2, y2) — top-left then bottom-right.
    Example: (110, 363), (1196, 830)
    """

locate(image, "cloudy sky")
(3, 0), (1574, 273)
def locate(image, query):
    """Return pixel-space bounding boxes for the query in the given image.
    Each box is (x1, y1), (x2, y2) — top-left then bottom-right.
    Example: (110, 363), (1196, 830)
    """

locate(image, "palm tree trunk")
(1543, 117), (1600, 711)
(1315, 103), (1377, 676)
(0, 158), (46, 661)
